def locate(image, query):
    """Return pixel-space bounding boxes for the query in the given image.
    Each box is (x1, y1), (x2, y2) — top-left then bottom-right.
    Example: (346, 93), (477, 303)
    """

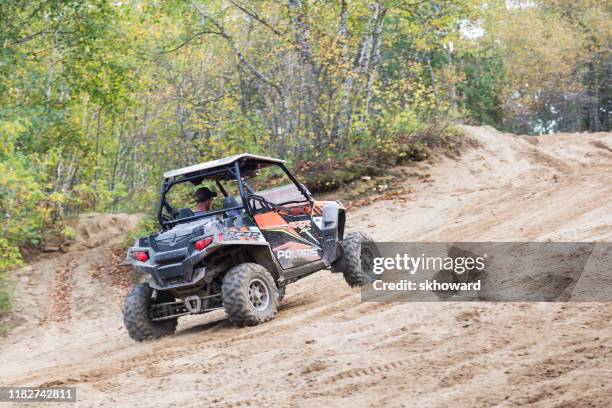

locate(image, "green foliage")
(0, 269), (13, 333)
(0, 276), (11, 314)
(458, 50), (507, 127)
(0, 150), (49, 270)
(62, 226), (76, 240)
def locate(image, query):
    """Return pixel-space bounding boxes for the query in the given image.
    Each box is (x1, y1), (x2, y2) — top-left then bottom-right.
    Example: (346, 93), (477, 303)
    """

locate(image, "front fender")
(319, 202), (345, 265)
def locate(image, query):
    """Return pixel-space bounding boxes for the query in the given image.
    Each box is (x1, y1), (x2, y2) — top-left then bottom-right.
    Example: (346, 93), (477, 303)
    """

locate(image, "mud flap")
(320, 203), (343, 266)
(330, 245), (345, 273)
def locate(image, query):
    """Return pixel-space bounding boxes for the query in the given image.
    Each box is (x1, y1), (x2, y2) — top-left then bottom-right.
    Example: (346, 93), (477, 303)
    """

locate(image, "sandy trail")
(1, 126), (611, 407)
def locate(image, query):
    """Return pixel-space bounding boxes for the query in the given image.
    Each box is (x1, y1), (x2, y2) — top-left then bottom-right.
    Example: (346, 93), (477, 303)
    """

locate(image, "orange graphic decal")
(254, 212), (288, 229)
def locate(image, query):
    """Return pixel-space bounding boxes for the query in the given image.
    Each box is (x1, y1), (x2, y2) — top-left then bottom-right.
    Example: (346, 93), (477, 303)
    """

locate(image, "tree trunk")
(46, 30), (58, 104)
(333, 1), (385, 147)
(363, 4), (387, 118)
(92, 108), (102, 211)
(427, 54), (439, 107)
(287, 0), (324, 144)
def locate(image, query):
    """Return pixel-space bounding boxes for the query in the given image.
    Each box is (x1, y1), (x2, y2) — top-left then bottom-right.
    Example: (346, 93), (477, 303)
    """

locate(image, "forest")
(0, 0), (610, 272)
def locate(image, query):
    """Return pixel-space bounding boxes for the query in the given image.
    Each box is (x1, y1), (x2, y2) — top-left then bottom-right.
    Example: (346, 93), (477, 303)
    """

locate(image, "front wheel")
(222, 263), (279, 326)
(337, 232), (380, 287)
(123, 283), (177, 342)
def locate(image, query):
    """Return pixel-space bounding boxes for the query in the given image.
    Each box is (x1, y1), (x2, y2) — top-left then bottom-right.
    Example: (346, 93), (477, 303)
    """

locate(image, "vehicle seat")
(177, 208), (194, 219)
(222, 197), (241, 218)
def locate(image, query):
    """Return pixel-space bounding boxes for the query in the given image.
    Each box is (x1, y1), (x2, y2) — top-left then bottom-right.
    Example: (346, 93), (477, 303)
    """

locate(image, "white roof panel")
(163, 153), (285, 178)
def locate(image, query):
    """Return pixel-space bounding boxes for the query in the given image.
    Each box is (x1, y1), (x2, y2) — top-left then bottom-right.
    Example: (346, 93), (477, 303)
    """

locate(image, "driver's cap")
(194, 187), (218, 202)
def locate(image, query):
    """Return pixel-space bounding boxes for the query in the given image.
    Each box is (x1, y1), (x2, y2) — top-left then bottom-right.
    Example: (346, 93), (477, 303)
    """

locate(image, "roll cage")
(158, 157), (312, 230)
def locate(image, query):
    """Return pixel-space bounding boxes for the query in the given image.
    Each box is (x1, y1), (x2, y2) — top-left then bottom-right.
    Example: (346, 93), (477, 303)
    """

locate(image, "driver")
(194, 187), (217, 213)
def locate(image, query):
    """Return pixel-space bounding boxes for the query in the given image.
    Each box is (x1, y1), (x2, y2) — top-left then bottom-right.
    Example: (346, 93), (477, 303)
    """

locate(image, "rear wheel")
(123, 283), (177, 341)
(338, 232), (380, 287)
(222, 263), (279, 326)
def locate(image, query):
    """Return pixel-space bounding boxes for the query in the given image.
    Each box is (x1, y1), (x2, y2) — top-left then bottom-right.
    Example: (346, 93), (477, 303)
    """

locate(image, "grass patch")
(0, 272), (14, 337)
(0, 274), (12, 314)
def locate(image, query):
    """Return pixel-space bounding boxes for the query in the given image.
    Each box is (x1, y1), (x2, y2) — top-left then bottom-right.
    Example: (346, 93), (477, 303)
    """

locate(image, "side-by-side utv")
(122, 154), (377, 341)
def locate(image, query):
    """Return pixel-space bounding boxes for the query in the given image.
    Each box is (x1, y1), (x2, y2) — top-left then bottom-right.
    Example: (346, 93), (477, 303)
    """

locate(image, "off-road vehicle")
(123, 154), (377, 341)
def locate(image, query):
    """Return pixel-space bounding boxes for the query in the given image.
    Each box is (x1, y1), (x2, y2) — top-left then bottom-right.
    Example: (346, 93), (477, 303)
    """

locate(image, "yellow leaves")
(0, 120), (27, 157)
(483, 1), (591, 112)
(62, 226), (76, 240)
(48, 192), (66, 204)
(0, 236), (24, 271)
(222, 95), (237, 111)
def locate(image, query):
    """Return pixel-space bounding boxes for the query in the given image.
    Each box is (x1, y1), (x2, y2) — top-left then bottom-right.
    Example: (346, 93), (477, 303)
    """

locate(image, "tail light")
(194, 236), (213, 251)
(131, 251), (149, 262)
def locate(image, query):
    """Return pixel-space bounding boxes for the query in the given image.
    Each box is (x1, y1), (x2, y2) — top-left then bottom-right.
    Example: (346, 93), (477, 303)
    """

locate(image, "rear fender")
(201, 242), (282, 281)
